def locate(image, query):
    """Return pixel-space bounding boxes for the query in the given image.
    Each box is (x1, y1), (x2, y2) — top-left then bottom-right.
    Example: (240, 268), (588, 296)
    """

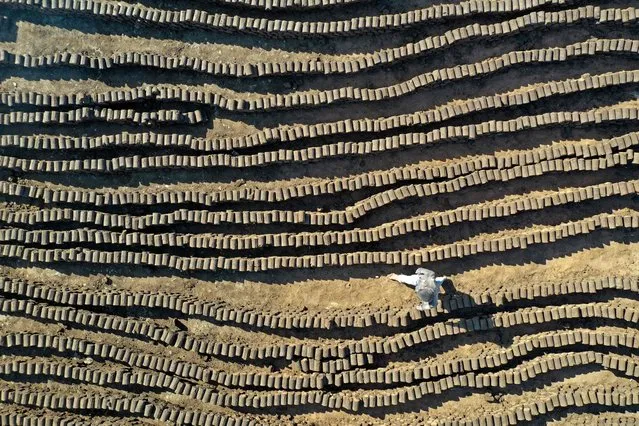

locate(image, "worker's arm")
(388, 273), (420, 287)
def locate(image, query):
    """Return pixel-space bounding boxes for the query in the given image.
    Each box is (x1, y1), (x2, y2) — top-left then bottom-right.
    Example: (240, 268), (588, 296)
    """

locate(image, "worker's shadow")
(440, 277), (457, 297)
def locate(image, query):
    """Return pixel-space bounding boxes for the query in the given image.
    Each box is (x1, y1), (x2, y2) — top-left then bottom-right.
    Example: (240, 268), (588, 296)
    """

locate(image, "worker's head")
(434, 276), (446, 287)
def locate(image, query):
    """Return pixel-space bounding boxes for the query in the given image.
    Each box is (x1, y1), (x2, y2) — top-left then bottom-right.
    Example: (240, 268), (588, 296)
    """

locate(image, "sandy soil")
(3, 241), (635, 314)
(2, 22), (354, 65)
(2, 2), (638, 424)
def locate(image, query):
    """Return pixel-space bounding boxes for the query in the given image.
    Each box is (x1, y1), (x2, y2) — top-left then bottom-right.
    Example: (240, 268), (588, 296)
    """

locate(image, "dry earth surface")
(0, 0), (638, 424)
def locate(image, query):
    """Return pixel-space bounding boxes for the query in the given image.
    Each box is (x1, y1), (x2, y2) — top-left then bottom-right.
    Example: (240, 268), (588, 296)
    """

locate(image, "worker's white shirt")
(393, 274), (444, 288)
(395, 274), (421, 287)
(392, 273), (445, 308)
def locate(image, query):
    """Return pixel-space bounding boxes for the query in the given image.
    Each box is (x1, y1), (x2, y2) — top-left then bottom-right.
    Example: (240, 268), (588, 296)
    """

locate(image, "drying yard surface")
(1, 0), (639, 424)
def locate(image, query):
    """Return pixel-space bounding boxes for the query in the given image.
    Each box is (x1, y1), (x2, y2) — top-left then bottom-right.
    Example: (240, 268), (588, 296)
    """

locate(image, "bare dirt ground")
(0, 0), (638, 424)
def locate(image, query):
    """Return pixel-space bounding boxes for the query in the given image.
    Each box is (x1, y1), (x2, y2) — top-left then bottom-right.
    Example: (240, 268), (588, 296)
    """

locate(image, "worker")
(389, 268), (446, 310)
